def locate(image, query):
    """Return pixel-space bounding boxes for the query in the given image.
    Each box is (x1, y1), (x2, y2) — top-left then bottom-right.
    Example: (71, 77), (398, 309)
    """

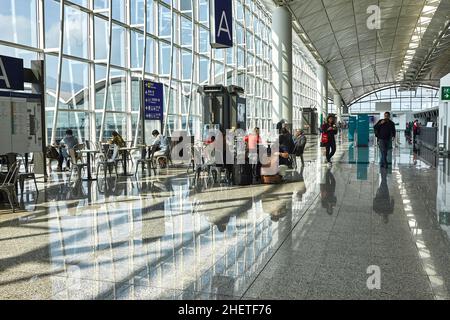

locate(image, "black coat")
(374, 120), (396, 140)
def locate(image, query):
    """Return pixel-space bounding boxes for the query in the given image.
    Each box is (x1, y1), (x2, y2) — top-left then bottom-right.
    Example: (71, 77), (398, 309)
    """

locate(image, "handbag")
(320, 133), (329, 147)
(46, 146), (60, 160)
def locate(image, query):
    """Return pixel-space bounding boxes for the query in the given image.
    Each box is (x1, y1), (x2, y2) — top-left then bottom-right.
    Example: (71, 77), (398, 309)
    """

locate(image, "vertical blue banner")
(348, 116), (357, 142)
(210, 0), (233, 48)
(357, 114), (370, 147)
(143, 80), (164, 121)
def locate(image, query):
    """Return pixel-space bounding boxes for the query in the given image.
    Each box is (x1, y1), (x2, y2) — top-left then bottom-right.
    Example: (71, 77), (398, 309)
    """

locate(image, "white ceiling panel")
(260, 0), (450, 104)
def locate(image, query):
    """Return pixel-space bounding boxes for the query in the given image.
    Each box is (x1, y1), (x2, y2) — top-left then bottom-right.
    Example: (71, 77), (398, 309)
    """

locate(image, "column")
(439, 73), (450, 148)
(317, 64), (328, 127)
(334, 93), (342, 123)
(272, 6), (293, 130)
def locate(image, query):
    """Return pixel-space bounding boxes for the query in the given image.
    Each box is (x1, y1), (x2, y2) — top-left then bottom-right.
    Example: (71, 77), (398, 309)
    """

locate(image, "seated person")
(150, 130), (169, 166)
(108, 131), (126, 156)
(56, 129), (79, 171)
(260, 145), (290, 180)
(109, 131), (126, 148)
(279, 127), (295, 154)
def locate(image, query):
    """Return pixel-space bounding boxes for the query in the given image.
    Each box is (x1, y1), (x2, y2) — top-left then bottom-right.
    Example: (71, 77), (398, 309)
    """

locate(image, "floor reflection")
(373, 168), (394, 224)
(3, 161), (321, 299)
(3, 134), (450, 300)
(320, 169), (336, 215)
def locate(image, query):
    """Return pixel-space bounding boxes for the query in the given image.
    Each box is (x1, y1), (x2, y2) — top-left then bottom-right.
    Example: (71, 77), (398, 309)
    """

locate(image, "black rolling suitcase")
(233, 163), (252, 186)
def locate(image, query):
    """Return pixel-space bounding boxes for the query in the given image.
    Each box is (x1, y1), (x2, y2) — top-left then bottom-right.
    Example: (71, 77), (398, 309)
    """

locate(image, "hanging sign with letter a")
(210, 0), (233, 49)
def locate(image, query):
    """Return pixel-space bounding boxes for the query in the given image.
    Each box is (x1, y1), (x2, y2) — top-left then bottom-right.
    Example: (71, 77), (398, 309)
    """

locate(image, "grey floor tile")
(243, 275), (311, 300)
(0, 271), (68, 300)
(377, 273), (433, 297)
(306, 284), (372, 300)
(369, 255), (427, 276)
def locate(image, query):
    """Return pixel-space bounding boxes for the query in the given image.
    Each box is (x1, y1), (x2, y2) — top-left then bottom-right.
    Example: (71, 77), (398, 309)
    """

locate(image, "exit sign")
(443, 87), (450, 101)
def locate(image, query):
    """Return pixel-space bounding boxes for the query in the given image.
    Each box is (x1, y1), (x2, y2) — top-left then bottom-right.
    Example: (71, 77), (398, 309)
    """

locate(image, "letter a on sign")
(210, 0), (233, 48)
(217, 11), (231, 41)
(0, 58), (11, 89)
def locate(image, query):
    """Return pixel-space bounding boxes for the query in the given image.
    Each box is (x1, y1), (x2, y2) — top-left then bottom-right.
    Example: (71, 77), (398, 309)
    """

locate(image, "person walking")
(321, 115), (338, 167)
(374, 112), (396, 168)
(413, 119), (421, 151)
(405, 122), (412, 145)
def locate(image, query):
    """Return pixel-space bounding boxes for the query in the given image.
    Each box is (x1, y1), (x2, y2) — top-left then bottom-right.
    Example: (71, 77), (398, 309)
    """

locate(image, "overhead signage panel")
(210, 0), (233, 49)
(0, 55), (24, 91)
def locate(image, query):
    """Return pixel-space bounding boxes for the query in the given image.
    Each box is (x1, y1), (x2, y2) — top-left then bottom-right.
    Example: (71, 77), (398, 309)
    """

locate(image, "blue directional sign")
(143, 80), (164, 121)
(210, 0), (233, 48)
(0, 55), (24, 91)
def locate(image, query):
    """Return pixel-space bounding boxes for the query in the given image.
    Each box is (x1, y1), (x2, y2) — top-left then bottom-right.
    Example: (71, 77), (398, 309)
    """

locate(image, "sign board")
(210, 0), (233, 48)
(348, 116), (357, 141)
(375, 102), (391, 112)
(357, 114), (370, 147)
(0, 55), (24, 91)
(143, 80), (164, 121)
(439, 212), (450, 226)
(0, 96), (43, 154)
(442, 87), (450, 101)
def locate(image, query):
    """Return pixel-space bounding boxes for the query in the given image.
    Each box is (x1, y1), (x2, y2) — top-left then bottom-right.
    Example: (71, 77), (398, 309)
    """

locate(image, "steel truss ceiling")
(261, 0), (450, 105)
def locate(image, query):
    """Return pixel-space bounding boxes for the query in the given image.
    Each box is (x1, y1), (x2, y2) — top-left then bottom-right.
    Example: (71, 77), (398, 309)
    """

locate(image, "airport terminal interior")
(1, 0), (450, 300)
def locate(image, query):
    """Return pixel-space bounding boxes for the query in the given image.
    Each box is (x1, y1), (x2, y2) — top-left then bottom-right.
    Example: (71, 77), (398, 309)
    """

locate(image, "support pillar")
(317, 64), (328, 128)
(272, 6), (293, 131)
(334, 93), (342, 123)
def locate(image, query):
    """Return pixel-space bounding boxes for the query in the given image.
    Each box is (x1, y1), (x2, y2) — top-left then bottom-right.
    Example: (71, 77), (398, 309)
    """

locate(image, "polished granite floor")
(1, 133), (450, 300)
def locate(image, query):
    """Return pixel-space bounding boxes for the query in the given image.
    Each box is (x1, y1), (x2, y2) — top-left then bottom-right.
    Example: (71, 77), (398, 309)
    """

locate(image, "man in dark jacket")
(374, 112), (396, 168)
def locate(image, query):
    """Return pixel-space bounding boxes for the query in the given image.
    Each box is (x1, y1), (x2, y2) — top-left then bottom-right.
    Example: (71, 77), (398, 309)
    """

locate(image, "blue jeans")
(378, 139), (390, 167)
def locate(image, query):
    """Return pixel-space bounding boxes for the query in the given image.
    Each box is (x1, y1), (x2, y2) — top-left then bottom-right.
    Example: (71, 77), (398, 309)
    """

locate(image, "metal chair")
(125, 140), (135, 168)
(135, 146), (156, 176)
(68, 145), (87, 183)
(0, 160), (21, 212)
(18, 153), (38, 194)
(96, 144), (119, 178)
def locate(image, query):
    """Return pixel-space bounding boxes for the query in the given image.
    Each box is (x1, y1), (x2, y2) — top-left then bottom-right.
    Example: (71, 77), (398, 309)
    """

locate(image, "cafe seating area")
(0, 138), (176, 212)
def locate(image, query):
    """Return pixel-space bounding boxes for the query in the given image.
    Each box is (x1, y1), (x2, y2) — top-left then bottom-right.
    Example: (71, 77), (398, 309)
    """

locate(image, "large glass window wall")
(0, 0), (320, 144)
(349, 86), (440, 114)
